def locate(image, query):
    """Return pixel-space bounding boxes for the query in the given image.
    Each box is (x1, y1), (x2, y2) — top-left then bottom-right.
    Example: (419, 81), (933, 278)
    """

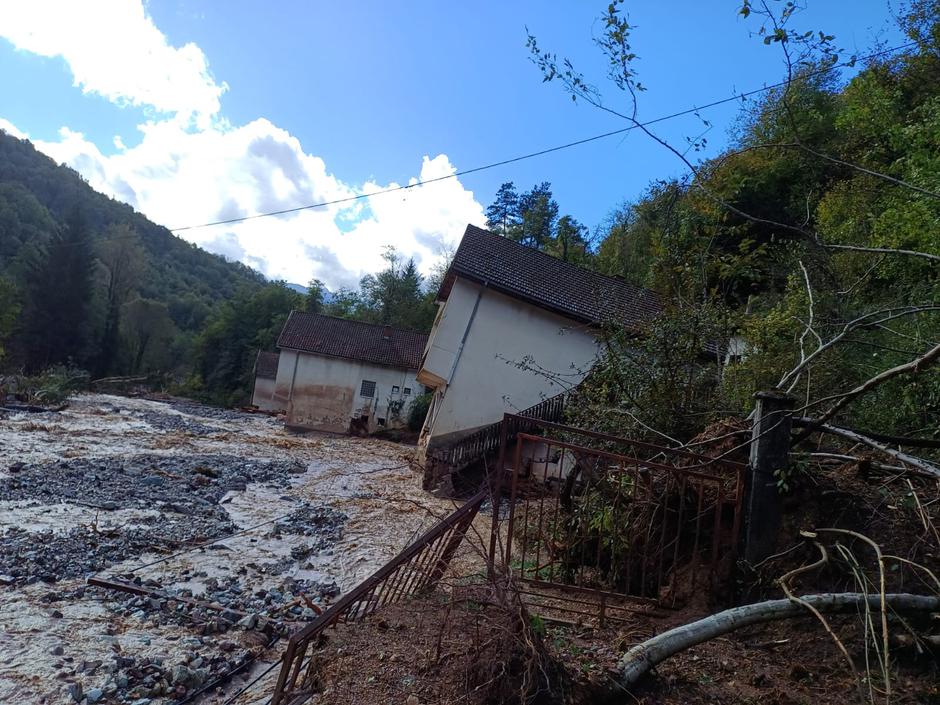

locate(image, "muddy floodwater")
(0, 394), (456, 705)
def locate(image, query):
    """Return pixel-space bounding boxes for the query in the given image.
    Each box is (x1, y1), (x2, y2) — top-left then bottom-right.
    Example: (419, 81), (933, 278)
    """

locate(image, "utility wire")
(168, 41), (917, 233)
(39, 39), (918, 249)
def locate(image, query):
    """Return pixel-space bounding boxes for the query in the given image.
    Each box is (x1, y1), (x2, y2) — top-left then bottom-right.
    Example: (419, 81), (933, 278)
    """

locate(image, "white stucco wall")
(420, 277), (600, 446)
(251, 376), (279, 411)
(273, 348), (421, 433)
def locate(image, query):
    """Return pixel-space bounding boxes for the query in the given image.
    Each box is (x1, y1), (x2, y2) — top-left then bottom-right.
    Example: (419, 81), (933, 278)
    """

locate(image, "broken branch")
(793, 419), (940, 479)
(802, 341), (940, 433)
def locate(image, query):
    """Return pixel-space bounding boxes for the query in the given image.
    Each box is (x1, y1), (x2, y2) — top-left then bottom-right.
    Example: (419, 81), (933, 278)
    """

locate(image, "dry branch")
(617, 592), (940, 689)
(807, 341), (940, 430)
(794, 419), (940, 479)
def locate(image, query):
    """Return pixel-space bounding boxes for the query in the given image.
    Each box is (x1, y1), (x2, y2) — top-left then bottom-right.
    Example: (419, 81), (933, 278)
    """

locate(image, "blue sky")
(0, 1), (903, 288)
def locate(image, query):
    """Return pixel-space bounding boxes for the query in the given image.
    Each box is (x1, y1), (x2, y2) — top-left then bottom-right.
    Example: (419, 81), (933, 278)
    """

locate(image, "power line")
(168, 40), (917, 233)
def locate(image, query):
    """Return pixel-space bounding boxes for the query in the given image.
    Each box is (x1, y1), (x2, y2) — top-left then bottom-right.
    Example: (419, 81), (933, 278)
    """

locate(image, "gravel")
(0, 453), (347, 586)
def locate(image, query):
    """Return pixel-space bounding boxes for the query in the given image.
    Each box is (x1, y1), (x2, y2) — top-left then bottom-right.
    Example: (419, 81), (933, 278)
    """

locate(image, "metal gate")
(494, 416), (746, 618)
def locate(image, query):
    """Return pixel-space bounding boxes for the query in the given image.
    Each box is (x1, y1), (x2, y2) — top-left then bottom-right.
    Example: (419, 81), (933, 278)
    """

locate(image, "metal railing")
(269, 489), (486, 705)
(426, 390), (569, 474)
(491, 416), (746, 619)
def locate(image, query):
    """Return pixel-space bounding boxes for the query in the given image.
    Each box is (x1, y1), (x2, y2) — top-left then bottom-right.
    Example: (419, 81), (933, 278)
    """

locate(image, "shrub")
(408, 392), (433, 431)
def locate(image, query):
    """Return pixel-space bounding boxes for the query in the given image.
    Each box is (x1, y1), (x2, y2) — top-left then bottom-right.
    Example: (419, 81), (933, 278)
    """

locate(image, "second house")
(272, 312), (428, 433)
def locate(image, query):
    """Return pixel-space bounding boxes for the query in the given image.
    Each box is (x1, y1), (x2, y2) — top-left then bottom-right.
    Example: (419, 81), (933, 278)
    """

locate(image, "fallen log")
(1, 402), (69, 413)
(617, 592), (940, 689)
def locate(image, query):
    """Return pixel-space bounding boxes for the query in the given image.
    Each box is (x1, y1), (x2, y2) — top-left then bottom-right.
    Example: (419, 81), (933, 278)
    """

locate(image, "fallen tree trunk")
(617, 592), (940, 689)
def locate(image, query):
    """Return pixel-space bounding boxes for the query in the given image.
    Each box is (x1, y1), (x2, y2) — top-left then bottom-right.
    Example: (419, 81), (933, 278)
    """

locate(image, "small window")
(360, 380), (376, 398)
(403, 387), (412, 396)
(377, 417), (386, 427)
(391, 385), (401, 394)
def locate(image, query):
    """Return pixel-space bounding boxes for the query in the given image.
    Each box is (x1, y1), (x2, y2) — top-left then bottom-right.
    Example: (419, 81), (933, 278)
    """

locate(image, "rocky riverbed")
(0, 394), (454, 705)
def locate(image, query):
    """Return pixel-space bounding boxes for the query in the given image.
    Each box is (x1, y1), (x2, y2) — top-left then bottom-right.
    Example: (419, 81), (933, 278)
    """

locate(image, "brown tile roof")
(440, 225), (662, 328)
(277, 312), (428, 370)
(254, 350), (280, 379)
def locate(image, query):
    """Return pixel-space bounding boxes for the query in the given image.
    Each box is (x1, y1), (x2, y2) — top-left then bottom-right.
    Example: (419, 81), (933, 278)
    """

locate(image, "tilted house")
(251, 350), (282, 412)
(417, 224), (661, 454)
(273, 312), (428, 433)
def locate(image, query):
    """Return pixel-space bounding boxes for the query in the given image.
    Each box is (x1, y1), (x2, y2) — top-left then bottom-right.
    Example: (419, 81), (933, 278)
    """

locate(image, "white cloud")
(22, 117), (484, 289)
(0, 1), (486, 289)
(0, 118), (28, 139)
(0, 0), (225, 127)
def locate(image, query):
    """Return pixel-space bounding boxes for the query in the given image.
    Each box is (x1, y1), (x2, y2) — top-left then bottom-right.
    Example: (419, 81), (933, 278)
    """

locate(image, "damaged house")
(273, 312), (428, 433)
(251, 350), (282, 412)
(417, 224), (661, 465)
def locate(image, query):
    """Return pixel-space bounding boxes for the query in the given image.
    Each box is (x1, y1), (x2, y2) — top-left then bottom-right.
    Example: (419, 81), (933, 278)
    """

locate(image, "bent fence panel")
(269, 489), (486, 705)
(493, 416), (746, 620)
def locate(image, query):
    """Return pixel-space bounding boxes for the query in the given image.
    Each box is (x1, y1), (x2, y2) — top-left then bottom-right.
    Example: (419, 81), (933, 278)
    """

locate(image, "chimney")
(382, 325), (391, 341)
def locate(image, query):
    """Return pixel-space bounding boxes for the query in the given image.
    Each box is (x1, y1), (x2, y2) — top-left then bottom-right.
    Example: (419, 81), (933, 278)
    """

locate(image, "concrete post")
(744, 390), (795, 564)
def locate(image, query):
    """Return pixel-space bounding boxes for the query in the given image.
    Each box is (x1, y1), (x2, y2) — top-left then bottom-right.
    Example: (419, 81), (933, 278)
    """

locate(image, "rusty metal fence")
(425, 390), (568, 481)
(269, 489), (485, 705)
(492, 416), (746, 620)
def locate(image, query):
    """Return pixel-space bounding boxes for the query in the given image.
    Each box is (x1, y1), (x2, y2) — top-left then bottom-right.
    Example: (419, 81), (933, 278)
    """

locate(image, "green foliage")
(194, 282), (302, 406)
(5, 365), (90, 406)
(0, 276), (18, 361)
(483, 181), (594, 263)
(407, 391), (433, 432)
(528, 614), (546, 639)
(541, 2), (940, 442)
(121, 298), (177, 374)
(19, 208), (96, 372)
(568, 302), (733, 442)
(0, 129), (265, 381)
(322, 247), (438, 332)
(304, 278), (326, 313)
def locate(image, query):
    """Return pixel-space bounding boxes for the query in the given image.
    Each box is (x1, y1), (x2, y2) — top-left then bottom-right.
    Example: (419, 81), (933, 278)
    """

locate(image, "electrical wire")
(167, 41), (917, 233)
(39, 39), (918, 250)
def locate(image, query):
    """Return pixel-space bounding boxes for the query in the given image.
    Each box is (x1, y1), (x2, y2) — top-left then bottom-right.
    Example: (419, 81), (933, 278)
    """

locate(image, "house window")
(403, 387), (412, 395)
(392, 385), (400, 394)
(360, 380), (376, 398)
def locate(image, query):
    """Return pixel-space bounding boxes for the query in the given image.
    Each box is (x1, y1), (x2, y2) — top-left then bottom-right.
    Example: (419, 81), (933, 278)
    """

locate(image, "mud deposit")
(0, 394), (452, 705)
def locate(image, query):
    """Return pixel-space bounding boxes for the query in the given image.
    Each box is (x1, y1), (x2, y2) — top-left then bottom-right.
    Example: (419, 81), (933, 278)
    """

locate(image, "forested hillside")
(515, 0), (940, 447)
(0, 131), (273, 390)
(3, 0), (938, 426)
(0, 131), (445, 405)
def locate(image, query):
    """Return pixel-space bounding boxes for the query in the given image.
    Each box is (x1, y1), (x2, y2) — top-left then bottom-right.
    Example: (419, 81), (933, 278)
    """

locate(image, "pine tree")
(518, 182), (558, 249)
(485, 182), (520, 235)
(22, 208), (95, 371)
(551, 215), (591, 264)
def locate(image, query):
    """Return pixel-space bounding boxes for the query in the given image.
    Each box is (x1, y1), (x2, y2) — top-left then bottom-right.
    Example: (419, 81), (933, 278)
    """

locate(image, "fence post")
(487, 415), (510, 578)
(743, 389), (795, 564)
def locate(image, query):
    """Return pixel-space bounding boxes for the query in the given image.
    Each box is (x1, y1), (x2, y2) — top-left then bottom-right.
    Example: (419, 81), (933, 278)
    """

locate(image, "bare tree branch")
(795, 419), (940, 479)
(776, 306), (940, 391)
(822, 243), (940, 263)
(805, 341), (940, 430)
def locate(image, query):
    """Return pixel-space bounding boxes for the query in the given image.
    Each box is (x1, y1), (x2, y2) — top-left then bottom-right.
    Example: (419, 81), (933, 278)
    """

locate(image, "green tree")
(324, 287), (362, 319)
(358, 248), (435, 330)
(95, 224), (144, 376)
(21, 208), (95, 371)
(517, 182), (558, 249)
(304, 278), (327, 313)
(548, 214), (592, 264)
(194, 282), (301, 405)
(485, 182), (520, 235)
(121, 297), (176, 373)
(0, 276), (19, 361)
